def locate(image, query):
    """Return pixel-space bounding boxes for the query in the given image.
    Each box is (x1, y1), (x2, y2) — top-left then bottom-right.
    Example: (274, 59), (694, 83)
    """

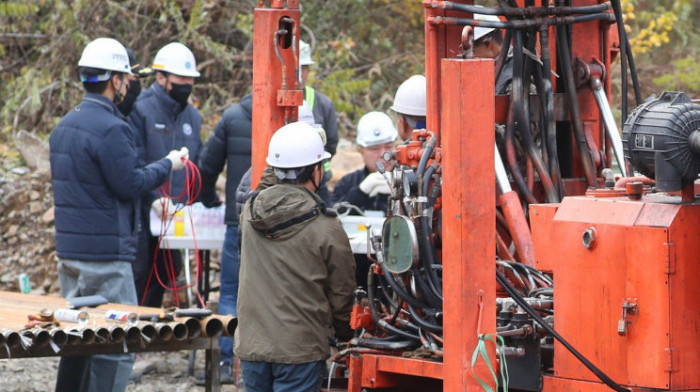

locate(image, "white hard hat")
(266, 121), (331, 168)
(152, 42), (201, 77)
(391, 75), (426, 117)
(356, 111), (398, 147)
(474, 13), (502, 42)
(298, 102), (316, 126)
(299, 40), (315, 66)
(298, 102), (327, 145)
(78, 38), (132, 76)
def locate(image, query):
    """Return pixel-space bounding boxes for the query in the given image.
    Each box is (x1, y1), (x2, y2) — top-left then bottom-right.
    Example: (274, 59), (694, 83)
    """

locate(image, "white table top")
(158, 235), (224, 250)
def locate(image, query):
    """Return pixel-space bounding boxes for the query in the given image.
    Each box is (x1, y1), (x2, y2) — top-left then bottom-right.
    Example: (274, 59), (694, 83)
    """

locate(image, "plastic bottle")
(174, 209), (185, 236)
(55, 308), (89, 326)
(104, 310), (139, 326)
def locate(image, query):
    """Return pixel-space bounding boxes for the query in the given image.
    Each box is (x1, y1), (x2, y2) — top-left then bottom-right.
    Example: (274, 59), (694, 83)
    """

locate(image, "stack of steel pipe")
(0, 291), (236, 356)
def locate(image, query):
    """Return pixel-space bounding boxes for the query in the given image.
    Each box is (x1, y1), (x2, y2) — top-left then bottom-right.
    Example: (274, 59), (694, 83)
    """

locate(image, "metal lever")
(495, 144), (512, 194)
(592, 77), (628, 177)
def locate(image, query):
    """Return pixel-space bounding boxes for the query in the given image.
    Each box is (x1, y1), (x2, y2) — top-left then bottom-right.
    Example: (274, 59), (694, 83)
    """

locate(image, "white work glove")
(151, 197), (176, 220)
(166, 147), (189, 171)
(359, 172), (391, 197)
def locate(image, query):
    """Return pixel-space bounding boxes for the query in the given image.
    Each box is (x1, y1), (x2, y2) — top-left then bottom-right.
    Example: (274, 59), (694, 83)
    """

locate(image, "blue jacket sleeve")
(321, 100), (338, 156)
(331, 172), (369, 209)
(98, 122), (171, 201)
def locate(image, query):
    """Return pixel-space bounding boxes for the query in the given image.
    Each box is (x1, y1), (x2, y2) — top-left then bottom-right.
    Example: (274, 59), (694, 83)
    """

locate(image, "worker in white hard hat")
(299, 39), (338, 203)
(299, 40), (338, 156)
(472, 12), (513, 94)
(127, 41), (204, 308)
(235, 121), (355, 392)
(391, 74), (427, 141)
(331, 111), (398, 288)
(50, 37), (187, 392)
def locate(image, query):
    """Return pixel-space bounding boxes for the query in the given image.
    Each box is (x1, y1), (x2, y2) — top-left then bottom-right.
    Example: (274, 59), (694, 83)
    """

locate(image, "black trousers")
(131, 232), (182, 307)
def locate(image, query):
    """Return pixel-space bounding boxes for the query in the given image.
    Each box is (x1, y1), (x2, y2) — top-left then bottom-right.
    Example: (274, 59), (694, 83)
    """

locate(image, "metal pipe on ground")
(65, 327), (95, 345)
(199, 316), (224, 338)
(203, 315), (238, 337)
(170, 322), (188, 341)
(139, 323), (156, 343)
(154, 323), (173, 341)
(184, 318), (202, 338)
(0, 329), (21, 349)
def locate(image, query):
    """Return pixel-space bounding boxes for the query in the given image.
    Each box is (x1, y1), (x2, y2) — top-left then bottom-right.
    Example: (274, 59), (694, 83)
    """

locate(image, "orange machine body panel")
(532, 195), (700, 390)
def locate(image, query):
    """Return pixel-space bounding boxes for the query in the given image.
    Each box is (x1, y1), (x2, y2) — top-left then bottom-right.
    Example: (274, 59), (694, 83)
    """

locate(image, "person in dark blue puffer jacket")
(196, 92), (252, 383)
(128, 42), (203, 307)
(50, 37), (187, 392)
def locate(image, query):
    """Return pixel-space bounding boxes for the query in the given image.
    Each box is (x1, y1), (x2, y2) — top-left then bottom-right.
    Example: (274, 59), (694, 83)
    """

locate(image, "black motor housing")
(622, 91), (700, 192)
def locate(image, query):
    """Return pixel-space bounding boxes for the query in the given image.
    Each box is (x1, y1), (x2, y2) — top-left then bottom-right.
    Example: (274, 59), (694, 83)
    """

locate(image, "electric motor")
(622, 91), (700, 192)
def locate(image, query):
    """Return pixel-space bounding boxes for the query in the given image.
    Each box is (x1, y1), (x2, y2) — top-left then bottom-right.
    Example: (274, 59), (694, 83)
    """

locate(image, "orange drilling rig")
(249, 0), (700, 391)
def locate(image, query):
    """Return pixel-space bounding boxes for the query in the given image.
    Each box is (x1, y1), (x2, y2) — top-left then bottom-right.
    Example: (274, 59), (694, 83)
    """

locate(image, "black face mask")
(117, 79), (141, 116)
(169, 83), (192, 104)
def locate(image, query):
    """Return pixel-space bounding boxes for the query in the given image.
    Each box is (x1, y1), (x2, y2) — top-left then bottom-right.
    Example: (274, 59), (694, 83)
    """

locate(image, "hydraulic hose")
(417, 132), (437, 177)
(422, 164), (437, 199)
(610, 0), (642, 110)
(367, 268), (420, 341)
(509, 260), (537, 291)
(518, 28), (559, 203)
(505, 31), (538, 204)
(497, 271), (630, 392)
(624, 31), (642, 106)
(538, 25), (563, 198)
(505, 106), (538, 204)
(497, 260), (528, 292)
(376, 253), (433, 311)
(556, 19), (598, 186)
(417, 215), (445, 303)
(406, 303), (443, 334)
(417, 162), (443, 303)
(495, 28), (513, 89)
(430, 1), (612, 17)
(349, 337), (418, 351)
(520, 263), (553, 287)
(609, 0), (628, 122)
(429, 13), (615, 30)
(412, 265), (443, 310)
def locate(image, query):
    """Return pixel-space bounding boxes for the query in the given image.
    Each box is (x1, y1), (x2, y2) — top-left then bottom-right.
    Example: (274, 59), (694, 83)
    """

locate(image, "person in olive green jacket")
(235, 121), (356, 392)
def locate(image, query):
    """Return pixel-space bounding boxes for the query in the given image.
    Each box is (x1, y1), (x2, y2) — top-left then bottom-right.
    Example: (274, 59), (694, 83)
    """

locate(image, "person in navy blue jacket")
(196, 93), (252, 383)
(128, 42), (203, 307)
(49, 37), (187, 392)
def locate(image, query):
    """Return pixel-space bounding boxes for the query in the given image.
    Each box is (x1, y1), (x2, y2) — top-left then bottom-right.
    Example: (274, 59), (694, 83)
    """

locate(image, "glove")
(166, 147), (189, 171)
(359, 172), (391, 197)
(151, 197), (175, 219)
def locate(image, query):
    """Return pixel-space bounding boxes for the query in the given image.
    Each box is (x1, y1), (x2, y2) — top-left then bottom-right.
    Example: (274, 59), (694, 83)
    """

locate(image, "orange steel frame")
(249, 0), (617, 391)
(251, 0), (303, 189)
(345, 1), (614, 391)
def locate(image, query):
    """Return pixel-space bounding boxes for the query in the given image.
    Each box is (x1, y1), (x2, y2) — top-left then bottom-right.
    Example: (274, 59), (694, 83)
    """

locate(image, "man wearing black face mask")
(128, 42), (203, 307)
(116, 48), (144, 117)
(50, 37), (188, 392)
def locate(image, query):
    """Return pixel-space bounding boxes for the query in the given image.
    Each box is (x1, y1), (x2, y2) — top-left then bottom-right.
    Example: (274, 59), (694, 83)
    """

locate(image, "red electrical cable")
(140, 158), (206, 308)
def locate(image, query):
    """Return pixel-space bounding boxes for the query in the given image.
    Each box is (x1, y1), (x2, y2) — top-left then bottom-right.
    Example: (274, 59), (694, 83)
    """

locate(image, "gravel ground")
(0, 351), (243, 392)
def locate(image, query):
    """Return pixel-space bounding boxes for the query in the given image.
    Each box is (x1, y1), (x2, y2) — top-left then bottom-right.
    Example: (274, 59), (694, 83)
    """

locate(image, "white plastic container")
(150, 202), (225, 240)
(340, 212), (386, 254)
